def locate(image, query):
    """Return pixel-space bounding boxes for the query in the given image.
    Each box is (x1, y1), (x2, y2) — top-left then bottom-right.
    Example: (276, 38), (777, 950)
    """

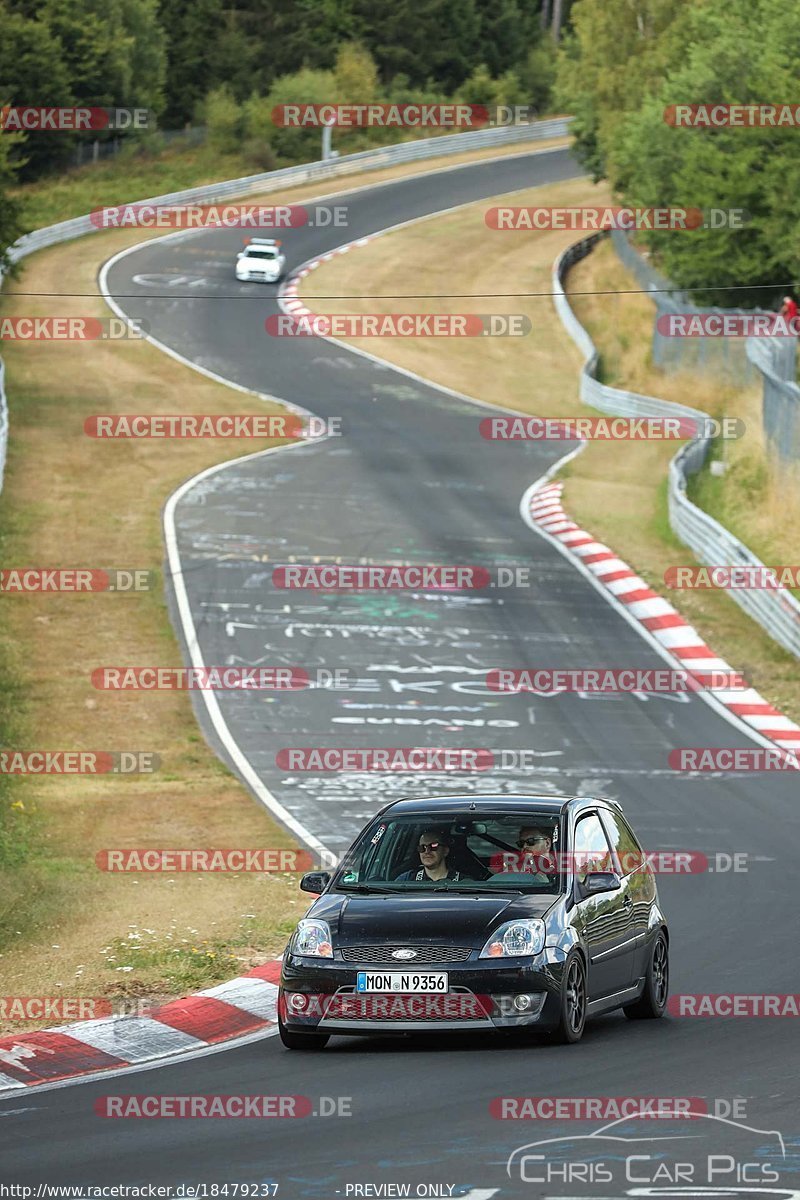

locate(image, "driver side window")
(573, 813), (614, 883)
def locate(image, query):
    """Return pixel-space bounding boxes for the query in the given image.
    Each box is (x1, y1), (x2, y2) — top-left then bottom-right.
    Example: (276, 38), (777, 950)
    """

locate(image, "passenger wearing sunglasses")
(515, 826), (555, 879)
(395, 828), (467, 882)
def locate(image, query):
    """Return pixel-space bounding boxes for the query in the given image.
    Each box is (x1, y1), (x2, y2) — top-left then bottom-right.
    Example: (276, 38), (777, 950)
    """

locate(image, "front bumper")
(280, 950), (567, 1036)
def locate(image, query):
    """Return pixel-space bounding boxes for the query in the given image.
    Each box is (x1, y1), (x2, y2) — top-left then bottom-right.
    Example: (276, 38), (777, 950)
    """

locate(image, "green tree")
(615, 0), (800, 302)
(350, 0), (481, 91)
(0, 5), (74, 178)
(0, 113), (24, 270)
(204, 84), (241, 153)
(555, 0), (686, 183)
(241, 92), (277, 169)
(458, 63), (502, 109)
(473, 0), (538, 76)
(334, 41), (379, 101)
(515, 40), (557, 113)
(264, 65), (337, 161)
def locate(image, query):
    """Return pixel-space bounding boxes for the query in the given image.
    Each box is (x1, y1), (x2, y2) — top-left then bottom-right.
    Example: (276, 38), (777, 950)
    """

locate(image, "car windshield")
(245, 248), (277, 259)
(333, 811), (565, 894)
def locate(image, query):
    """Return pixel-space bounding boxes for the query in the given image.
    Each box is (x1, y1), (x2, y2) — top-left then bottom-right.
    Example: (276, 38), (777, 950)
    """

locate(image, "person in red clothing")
(779, 295), (799, 333)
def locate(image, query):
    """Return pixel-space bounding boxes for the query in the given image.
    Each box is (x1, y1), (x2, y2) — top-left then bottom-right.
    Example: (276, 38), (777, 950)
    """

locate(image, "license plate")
(356, 971), (448, 993)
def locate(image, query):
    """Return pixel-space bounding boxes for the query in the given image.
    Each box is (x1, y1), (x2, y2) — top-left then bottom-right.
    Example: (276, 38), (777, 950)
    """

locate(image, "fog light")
(490, 993), (546, 1025)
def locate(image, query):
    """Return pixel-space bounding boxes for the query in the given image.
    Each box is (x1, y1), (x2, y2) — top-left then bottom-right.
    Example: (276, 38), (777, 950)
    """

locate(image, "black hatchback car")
(278, 795), (669, 1048)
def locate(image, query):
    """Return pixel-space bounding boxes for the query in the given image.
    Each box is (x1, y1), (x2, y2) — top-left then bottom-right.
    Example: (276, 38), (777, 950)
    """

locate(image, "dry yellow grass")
(299, 179), (800, 723)
(0, 231), (303, 1030)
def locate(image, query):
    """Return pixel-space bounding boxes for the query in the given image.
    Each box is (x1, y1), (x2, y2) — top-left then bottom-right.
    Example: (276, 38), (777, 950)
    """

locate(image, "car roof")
(376, 795), (622, 817)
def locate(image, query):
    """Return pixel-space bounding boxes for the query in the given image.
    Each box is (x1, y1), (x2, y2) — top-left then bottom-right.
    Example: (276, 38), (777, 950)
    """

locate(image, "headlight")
(291, 918), (333, 958)
(480, 919), (545, 958)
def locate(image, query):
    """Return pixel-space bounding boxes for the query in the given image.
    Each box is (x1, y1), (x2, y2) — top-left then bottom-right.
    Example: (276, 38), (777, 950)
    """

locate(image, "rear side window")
(572, 813), (614, 882)
(600, 809), (645, 877)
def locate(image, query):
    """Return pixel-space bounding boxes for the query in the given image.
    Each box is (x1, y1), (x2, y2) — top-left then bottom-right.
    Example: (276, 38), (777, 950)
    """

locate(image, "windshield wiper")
(430, 885), (525, 895)
(337, 883), (396, 894)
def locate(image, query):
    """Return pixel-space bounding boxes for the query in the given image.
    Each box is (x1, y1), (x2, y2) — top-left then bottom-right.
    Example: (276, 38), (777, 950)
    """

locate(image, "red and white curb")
(528, 482), (800, 751)
(0, 961), (281, 1093)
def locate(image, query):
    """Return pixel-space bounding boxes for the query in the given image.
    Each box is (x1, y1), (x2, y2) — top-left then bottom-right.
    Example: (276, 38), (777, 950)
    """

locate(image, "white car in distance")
(235, 238), (286, 283)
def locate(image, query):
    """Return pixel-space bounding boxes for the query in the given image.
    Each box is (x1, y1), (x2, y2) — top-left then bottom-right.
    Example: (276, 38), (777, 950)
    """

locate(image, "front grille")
(339, 944), (472, 964)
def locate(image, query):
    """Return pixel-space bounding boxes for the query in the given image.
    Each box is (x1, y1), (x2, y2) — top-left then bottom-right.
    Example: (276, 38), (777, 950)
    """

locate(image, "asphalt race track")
(1, 147), (798, 1198)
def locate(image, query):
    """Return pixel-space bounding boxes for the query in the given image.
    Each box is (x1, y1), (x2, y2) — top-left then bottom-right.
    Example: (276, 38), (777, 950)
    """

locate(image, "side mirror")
(300, 871), (331, 895)
(236, 251), (246, 258)
(580, 871), (621, 897)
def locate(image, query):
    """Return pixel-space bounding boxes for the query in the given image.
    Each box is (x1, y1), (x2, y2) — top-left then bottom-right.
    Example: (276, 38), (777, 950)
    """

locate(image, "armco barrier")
(745, 334), (800, 463)
(553, 233), (800, 659)
(610, 229), (800, 462)
(0, 116), (572, 496)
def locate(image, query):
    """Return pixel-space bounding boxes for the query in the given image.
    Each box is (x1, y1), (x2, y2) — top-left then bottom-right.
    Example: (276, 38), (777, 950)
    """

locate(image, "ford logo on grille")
(392, 948), (417, 960)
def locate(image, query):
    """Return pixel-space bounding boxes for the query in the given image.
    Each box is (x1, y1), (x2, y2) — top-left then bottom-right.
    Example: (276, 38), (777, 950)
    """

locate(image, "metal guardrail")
(553, 233), (800, 660)
(745, 335), (800, 461)
(0, 117), (571, 497)
(610, 230), (800, 462)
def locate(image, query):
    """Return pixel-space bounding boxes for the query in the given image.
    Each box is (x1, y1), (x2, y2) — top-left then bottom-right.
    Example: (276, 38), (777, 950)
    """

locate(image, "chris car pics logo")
(506, 1112), (787, 1188)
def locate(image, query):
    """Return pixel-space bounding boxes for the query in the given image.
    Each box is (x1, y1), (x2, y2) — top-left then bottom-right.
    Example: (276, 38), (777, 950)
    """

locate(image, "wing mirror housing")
(300, 871), (331, 895)
(580, 871), (621, 897)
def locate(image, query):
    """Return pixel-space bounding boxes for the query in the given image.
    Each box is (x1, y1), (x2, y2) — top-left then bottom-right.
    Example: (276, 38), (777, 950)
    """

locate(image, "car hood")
(311, 891), (557, 946)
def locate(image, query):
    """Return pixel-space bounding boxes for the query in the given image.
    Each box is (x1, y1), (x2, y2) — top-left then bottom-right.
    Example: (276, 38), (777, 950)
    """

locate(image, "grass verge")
(297, 177), (800, 724)
(10, 134), (571, 232)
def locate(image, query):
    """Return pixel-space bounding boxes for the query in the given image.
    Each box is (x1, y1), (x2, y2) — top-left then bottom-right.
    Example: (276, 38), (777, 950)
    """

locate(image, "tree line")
(557, 0), (800, 304)
(0, 0), (572, 261)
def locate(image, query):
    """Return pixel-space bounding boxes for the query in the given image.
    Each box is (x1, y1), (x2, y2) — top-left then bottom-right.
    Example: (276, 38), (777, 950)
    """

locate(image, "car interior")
(347, 816), (562, 890)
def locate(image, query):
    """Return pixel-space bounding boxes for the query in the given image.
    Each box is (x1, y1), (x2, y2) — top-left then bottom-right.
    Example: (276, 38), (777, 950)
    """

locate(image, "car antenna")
(468, 800), (476, 810)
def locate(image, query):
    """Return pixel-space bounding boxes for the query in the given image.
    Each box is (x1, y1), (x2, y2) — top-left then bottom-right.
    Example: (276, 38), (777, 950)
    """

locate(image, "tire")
(553, 952), (587, 1044)
(278, 1012), (330, 1051)
(624, 932), (669, 1020)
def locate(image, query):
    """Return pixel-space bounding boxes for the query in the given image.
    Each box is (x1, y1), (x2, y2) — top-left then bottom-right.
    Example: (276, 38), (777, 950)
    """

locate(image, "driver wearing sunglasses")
(395, 828), (466, 882)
